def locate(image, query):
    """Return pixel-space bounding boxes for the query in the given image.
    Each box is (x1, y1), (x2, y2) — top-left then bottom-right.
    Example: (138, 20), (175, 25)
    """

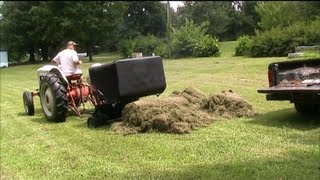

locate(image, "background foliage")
(250, 19), (320, 57)
(0, 1), (320, 61)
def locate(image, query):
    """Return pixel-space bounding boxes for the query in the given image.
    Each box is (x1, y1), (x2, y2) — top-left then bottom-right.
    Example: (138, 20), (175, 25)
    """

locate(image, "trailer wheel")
(39, 73), (68, 122)
(23, 91), (35, 116)
(294, 103), (316, 113)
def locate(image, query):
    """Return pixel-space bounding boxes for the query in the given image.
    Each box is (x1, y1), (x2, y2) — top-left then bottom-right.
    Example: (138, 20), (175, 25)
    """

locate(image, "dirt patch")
(111, 87), (255, 134)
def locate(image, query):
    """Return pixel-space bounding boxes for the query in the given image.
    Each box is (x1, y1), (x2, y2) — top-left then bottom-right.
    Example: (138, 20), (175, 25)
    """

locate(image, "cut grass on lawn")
(0, 41), (319, 179)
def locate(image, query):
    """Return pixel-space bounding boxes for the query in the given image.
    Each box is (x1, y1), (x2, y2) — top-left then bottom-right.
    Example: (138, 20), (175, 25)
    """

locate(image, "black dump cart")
(87, 56), (167, 127)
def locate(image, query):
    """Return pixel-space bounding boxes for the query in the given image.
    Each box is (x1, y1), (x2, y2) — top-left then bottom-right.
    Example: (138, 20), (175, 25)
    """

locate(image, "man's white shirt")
(53, 49), (82, 76)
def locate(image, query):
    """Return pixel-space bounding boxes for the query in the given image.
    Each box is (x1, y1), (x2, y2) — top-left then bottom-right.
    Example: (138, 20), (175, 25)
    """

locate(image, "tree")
(120, 1), (167, 39)
(1, 1), (127, 62)
(174, 1), (237, 41)
(255, 1), (301, 31)
(0, 1), (40, 62)
(255, 1), (320, 31)
(97, 1), (127, 52)
(297, 1), (320, 22)
(235, 1), (260, 34)
(74, 1), (126, 61)
(29, 1), (65, 61)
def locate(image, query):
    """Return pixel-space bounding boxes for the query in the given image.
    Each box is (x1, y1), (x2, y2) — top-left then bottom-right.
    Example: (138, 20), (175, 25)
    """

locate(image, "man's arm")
(74, 59), (82, 65)
(52, 59), (58, 65)
(72, 50), (82, 65)
(52, 53), (59, 65)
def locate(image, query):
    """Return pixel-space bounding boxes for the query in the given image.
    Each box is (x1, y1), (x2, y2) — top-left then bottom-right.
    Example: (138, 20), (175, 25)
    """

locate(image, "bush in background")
(250, 18), (320, 57)
(134, 35), (167, 57)
(117, 39), (136, 58)
(118, 35), (167, 58)
(235, 35), (252, 56)
(193, 35), (221, 57)
(118, 20), (222, 59)
(172, 19), (221, 58)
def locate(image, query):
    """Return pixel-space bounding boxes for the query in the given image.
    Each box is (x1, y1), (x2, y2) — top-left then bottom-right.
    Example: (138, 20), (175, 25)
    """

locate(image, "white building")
(0, 48), (8, 67)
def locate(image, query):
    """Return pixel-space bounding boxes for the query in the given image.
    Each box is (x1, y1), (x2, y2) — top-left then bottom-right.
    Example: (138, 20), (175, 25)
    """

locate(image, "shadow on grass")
(17, 111), (52, 125)
(75, 118), (121, 131)
(122, 150), (319, 179)
(16, 109), (50, 124)
(17, 108), (94, 125)
(248, 108), (320, 131)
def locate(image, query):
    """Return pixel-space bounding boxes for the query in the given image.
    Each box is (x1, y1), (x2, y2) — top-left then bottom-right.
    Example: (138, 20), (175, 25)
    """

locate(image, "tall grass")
(0, 42), (319, 179)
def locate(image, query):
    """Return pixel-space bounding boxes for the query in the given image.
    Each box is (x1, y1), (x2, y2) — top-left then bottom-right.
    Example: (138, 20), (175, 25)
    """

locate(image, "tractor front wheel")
(23, 91), (35, 116)
(39, 73), (68, 122)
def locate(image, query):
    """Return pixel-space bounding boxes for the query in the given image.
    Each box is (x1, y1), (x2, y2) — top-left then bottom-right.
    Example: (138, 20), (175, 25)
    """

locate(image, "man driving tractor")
(52, 40), (83, 76)
(22, 41), (166, 128)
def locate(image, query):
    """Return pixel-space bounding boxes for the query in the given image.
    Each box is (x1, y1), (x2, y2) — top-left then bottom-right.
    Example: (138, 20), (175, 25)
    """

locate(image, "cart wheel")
(294, 103), (316, 113)
(87, 116), (106, 129)
(23, 91), (35, 116)
(87, 117), (98, 129)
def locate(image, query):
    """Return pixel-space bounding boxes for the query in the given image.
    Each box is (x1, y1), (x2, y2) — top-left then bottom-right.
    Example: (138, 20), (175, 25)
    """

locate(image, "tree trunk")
(87, 47), (93, 61)
(29, 48), (35, 62)
(41, 46), (49, 61)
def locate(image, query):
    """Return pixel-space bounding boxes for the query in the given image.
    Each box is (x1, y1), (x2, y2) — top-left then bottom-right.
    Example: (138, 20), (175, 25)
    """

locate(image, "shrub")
(193, 35), (220, 57)
(235, 35), (252, 56)
(171, 20), (201, 58)
(250, 18), (320, 57)
(134, 35), (167, 57)
(118, 35), (167, 58)
(117, 39), (136, 58)
(154, 43), (168, 58)
(172, 19), (221, 58)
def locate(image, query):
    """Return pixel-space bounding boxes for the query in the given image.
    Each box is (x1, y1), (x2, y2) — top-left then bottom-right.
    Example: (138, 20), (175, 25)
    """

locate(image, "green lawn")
(1, 41), (319, 179)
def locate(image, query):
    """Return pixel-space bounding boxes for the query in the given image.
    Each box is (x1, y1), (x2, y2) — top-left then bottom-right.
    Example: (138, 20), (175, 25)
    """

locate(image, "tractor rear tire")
(23, 91), (35, 116)
(39, 73), (68, 122)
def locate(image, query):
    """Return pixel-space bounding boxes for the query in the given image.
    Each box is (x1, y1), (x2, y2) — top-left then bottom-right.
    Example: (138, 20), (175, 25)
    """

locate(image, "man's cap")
(67, 41), (78, 46)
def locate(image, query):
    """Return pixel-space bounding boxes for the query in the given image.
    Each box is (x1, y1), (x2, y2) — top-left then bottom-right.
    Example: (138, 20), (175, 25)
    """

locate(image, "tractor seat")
(66, 73), (83, 83)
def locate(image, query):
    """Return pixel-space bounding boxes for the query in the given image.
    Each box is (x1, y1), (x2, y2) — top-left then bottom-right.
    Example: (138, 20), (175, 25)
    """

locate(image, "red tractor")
(22, 56), (166, 128)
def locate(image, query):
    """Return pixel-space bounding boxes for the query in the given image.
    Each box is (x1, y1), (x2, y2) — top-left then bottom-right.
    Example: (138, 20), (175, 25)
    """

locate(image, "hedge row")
(235, 18), (320, 57)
